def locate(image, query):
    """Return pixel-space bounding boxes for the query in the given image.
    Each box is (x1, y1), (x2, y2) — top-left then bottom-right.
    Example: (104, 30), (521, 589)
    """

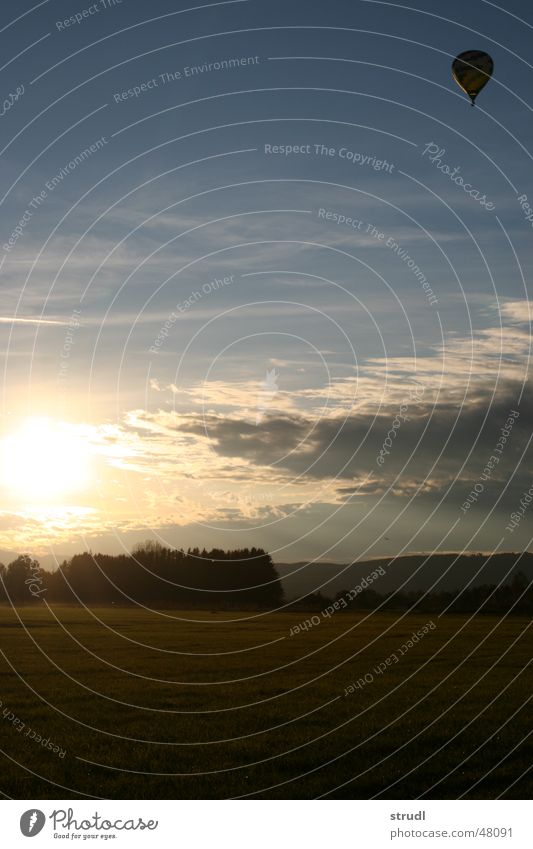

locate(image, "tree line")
(1, 544), (531, 613)
(291, 572), (533, 615)
(0, 542), (283, 608)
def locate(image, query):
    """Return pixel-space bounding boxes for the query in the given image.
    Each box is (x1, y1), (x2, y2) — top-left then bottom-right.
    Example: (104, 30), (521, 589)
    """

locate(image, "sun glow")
(0, 418), (92, 502)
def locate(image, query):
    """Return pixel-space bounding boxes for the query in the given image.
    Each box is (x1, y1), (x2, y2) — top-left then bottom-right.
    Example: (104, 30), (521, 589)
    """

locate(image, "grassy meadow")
(0, 604), (531, 799)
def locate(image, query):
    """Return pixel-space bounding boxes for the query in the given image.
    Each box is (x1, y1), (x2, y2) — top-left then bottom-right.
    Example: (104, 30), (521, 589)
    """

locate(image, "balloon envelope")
(452, 50), (494, 105)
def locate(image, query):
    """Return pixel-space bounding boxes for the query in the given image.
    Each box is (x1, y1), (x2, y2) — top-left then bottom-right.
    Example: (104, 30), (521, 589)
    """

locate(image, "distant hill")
(32, 553), (70, 572)
(0, 549), (17, 567)
(0, 551), (68, 571)
(275, 552), (533, 601)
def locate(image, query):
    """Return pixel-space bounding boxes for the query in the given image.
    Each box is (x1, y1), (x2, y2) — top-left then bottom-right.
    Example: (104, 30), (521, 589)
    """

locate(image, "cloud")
(2, 298), (531, 550)
(497, 299), (533, 325)
(107, 365), (532, 517)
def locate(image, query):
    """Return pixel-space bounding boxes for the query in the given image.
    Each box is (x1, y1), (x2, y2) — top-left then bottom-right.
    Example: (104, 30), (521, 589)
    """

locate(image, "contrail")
(0, 316), (64, 325)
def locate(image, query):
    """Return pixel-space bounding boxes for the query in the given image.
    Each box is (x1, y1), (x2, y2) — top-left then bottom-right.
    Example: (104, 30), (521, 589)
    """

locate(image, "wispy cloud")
(497, 299), (533, 325)
(0, 316), (64, 325)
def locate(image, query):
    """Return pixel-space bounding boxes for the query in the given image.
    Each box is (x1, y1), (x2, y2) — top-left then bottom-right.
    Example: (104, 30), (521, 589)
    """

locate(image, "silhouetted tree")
(48, 545), (283, 609)
(4, 555), (41, 605)
(0, 563), (6, 603)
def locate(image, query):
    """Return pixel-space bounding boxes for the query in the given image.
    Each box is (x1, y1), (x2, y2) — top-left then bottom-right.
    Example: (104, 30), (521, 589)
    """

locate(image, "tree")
(0, 563), (6, 603)
(47, 545), (284, 608)
(4, 555), (41, 605)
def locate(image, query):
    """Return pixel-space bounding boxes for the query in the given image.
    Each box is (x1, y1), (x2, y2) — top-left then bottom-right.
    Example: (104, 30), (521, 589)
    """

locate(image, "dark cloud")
(157, 379), (532, 512)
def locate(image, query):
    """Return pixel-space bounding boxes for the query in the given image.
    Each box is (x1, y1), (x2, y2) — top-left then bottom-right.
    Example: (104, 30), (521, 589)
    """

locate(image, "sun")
(0, 417), (92, 502)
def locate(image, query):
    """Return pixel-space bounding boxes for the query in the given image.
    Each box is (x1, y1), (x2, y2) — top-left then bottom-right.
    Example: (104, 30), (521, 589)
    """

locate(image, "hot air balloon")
(452, 50), (494, 106)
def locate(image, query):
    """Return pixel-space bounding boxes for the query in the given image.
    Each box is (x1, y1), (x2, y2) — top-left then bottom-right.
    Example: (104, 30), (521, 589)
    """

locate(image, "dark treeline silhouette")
(0, 543), (283, 608)
(286, 572), (529, 615)
(282, 551), (533, 614)
(0, 555), (42, 605)
(1, 546), (532, 613)
(334, 572), (533, 614)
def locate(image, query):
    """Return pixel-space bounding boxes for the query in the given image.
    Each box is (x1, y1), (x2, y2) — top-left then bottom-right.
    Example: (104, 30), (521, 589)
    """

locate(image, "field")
(0, 605), (531, 799)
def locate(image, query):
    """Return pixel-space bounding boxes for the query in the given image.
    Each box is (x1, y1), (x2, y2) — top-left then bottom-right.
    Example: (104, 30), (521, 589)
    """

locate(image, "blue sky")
(0, 0), (532, 561)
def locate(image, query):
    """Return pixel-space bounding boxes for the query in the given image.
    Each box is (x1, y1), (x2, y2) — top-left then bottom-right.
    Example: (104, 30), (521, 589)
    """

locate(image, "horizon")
(3, 546), (532, 608)
(2, 544), (532, 566)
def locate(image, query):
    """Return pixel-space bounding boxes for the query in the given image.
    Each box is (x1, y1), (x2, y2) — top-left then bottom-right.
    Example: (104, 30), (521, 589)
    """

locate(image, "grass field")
(0, 605), (531, 799)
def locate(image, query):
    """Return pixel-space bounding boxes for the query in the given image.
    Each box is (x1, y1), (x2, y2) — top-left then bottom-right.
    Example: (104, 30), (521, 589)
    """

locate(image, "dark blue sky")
(0, 0), (532, 561)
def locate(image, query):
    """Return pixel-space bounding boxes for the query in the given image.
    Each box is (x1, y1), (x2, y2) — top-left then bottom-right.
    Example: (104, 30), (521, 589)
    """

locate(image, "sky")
(0, 0), (532, 562)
